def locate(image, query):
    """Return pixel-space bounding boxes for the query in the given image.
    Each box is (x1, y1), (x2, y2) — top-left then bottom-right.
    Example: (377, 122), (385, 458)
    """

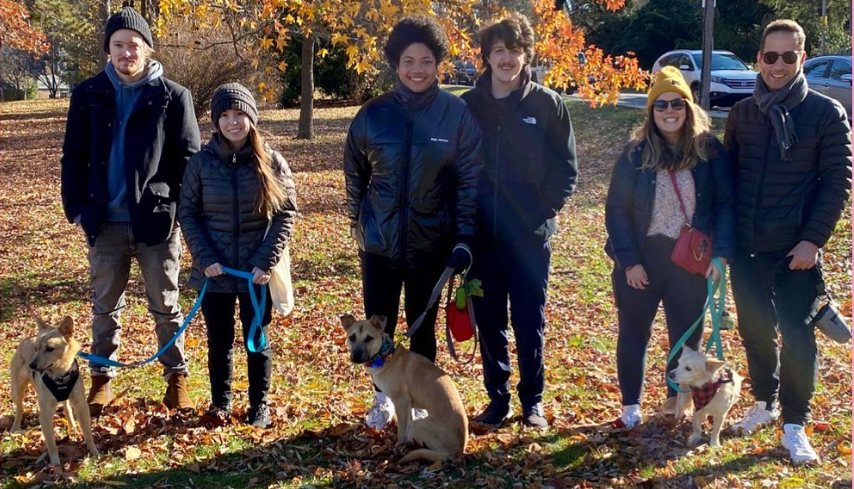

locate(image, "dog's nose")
(667, 371), (675, 380)
(29, 361), (38, 370)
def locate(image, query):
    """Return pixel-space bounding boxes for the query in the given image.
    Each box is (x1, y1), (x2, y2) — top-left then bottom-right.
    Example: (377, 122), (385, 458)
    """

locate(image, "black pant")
(613, 235), (707, 405)
(201, 287), (273, 409)
(470, 237), (551, 408)
(360, 251), (445, 363)
(731, 251), (819, 426)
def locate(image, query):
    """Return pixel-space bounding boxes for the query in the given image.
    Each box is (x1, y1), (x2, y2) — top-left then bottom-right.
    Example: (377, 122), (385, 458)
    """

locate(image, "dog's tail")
(399, 448), (449, 464)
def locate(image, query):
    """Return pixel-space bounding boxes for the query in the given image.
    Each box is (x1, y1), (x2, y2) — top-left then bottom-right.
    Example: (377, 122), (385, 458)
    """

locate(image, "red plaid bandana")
(691, 367), (734, 411)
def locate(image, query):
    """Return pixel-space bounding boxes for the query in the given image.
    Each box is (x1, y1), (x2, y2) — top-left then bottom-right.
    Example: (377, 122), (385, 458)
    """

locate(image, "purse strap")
(667, 170), (691, 226)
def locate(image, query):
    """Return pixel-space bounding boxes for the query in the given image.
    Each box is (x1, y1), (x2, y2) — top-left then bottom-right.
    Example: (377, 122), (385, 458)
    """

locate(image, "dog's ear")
(35, 316), (51, 332)
(58, 316), (74, 338)
(681, 344), (695, 355)
(705, 358), (726, 376)
(340, 314), (357, 330)
(369, 315), (387, 329)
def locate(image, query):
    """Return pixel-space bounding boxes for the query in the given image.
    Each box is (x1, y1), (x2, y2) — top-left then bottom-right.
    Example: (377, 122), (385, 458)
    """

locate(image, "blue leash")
(78, 266), (267, 368)
(665, 258), (726, 392)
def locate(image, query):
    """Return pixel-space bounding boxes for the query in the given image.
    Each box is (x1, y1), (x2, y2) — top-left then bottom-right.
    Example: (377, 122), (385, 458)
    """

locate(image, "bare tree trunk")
(297, 33), (314, 140)
(98, 0), (110, 68)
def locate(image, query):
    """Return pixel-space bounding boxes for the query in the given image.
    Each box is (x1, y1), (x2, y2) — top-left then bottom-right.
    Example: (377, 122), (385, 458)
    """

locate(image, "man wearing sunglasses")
(724, 19), (852, 465)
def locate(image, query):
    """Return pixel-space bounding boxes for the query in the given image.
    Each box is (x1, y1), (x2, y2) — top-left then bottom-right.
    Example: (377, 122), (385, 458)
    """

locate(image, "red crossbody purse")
(668, 171), (713, 276)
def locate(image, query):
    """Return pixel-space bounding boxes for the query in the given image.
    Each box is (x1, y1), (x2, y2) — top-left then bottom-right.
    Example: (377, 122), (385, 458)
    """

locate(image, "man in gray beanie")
(61, 6), (201, 417)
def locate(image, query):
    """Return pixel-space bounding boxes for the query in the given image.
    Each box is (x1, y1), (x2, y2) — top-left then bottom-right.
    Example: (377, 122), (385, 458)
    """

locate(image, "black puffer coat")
(179, 133), (297, 293)
(343, 82), (483, 268)
(724, 90), (852, 255)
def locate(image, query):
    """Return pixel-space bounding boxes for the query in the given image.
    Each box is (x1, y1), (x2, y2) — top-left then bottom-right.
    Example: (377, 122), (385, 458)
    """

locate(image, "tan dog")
(668, 346), (742, 447)
(341, 314), (468, 464)
(10, 316), (98, 465)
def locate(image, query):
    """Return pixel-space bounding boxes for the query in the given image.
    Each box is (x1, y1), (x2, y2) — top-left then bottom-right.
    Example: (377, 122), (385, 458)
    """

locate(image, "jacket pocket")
(358, 199), (386, 254)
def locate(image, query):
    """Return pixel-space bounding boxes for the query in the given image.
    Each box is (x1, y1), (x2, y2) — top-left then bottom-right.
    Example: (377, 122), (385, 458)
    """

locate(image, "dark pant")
(731, 251), (819, 426)
(360, 251), (445, 363)
(470, 237), (551, 408)
(201, 287), (273, 409)
(613, 235), (707, 405)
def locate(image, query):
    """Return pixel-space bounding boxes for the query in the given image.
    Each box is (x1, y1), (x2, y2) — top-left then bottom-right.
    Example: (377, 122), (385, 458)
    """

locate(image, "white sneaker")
(731, 401), (779, 435)
(621, 404), (643, 429)
(366, 392), (395, 430)
(412, 408), (428, 420)
(781, 424), (820, 465)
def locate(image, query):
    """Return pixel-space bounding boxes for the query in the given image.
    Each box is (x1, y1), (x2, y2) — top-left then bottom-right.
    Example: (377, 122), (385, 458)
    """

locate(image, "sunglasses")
(653, 98), (686, 112)
(761, 51), (801, 65)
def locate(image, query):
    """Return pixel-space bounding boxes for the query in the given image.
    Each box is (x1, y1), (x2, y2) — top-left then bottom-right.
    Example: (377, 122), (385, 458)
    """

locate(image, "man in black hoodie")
(461, 13), (577, 429)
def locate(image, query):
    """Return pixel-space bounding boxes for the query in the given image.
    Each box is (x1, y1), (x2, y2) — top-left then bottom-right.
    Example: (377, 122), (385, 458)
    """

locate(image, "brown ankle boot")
(88, 376), (113, 417)
(163, 373), (194, 410)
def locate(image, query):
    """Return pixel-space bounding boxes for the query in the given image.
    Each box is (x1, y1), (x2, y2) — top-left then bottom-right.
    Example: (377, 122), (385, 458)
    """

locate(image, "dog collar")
(364, 337), (395, 369)
(691, 366), (734, 411)
(35, 360), (80, 402)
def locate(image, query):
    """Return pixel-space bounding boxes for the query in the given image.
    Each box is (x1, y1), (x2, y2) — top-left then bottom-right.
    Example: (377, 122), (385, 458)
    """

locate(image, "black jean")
(731, 251), (820, 426)
(201, 286), (273, 409)
(612, 235), (707, 405)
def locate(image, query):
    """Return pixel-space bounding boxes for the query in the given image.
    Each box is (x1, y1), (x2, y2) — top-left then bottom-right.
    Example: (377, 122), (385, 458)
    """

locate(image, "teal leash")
(665, 258), (727, 392)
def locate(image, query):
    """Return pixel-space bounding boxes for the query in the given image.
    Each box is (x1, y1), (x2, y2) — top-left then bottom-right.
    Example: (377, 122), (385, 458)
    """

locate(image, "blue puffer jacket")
(605, 136), (736, 270)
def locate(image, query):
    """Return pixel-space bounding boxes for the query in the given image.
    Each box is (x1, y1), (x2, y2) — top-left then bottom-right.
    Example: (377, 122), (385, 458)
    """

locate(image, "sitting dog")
(10, 316), (98, 465)
(341, 314), (468, 464)
(668, 346), (742, 447)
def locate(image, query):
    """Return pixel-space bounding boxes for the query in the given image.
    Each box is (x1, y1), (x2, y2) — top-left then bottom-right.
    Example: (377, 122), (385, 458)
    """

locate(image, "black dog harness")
(33, 360), (80, 402)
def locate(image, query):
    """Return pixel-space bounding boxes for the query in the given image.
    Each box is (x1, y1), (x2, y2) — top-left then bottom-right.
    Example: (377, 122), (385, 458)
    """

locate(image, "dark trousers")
(613, 235), (707, 405)
(470, 237), (551, 408)
(731, 251), (819, 426)
(360, 251), (445, 363)
(201, 287), (273, 409)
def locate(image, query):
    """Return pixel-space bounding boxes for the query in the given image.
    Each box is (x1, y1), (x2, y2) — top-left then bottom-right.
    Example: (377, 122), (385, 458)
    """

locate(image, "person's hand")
(705, 257), (728, 282)
(787, 241), (819, 270)
(625, 264), (649, 290)
(252, 266), (271, 285)
(204, 263), (224, 277)
(447, 245), (472, 275)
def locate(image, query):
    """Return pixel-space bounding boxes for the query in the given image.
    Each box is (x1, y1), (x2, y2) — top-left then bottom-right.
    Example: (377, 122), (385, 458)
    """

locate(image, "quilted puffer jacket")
(179, 133), (297, 293)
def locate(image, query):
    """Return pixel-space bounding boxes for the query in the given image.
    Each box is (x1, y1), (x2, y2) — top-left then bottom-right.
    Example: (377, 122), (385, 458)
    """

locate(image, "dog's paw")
(688, 433), (702, 446)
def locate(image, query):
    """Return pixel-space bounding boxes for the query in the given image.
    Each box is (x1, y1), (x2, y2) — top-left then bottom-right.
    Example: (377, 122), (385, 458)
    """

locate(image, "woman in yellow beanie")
(604, 66), (736, 429)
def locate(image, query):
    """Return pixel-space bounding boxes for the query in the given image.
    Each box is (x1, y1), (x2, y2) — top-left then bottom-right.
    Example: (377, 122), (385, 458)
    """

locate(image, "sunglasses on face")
(761, 51), (801, 65)
(653, 98), (686, 112)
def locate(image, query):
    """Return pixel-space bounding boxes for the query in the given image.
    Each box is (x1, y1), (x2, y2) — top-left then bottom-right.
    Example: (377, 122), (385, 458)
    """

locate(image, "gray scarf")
(753, 71), (808, 161)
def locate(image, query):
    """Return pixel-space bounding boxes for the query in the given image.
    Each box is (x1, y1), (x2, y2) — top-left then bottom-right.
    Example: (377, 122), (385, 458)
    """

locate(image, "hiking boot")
(163, 373), (194, 410)
(620, 404), (643, 429)
(366, 392), (395, 430)
(522, 403), (548, 429)
(731, 401), (778, 435)
(781, 424), (820, 466)
(247, 403), (271, 428)
(474, 401), (511, 427)
(87, 375), (113, 418)
(202, 404), (231, 424)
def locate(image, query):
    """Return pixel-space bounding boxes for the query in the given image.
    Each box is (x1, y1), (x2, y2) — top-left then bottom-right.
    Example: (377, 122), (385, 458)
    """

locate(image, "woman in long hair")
(605, 66), (735, 429)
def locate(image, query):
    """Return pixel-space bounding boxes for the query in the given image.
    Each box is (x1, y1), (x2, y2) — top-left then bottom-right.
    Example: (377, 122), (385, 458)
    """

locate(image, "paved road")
(565, 91), (732, 119)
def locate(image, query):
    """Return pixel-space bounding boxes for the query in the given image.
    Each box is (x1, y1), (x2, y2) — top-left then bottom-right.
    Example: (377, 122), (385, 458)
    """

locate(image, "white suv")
(652, 50), (758, 107)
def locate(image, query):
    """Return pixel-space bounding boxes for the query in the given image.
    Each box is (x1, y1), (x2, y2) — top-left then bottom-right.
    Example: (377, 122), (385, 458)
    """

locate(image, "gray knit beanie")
(211, 83), (259, 126)
(104, 7), (153, 53)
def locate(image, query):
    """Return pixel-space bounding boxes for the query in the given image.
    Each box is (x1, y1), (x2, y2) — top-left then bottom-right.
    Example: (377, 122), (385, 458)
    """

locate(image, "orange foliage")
(0, 0), (49, 55)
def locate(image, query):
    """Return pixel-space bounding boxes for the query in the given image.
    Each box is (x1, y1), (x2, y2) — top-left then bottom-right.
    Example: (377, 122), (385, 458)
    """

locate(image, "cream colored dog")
(668, 346), (742, 447)
(341, 314), (468, 464)
(10, 316), (98, 465)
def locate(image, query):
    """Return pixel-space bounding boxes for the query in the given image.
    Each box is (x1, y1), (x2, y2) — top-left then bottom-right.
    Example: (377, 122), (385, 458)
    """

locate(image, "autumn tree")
(0, 0), (49, 54)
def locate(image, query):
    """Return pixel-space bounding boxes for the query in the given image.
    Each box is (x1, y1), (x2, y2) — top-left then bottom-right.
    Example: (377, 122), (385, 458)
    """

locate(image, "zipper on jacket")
(493, 124), (501, 239)
(231, 153), (240, 289)
(399, 111), (414, 266)
(750, 132), (774, 256)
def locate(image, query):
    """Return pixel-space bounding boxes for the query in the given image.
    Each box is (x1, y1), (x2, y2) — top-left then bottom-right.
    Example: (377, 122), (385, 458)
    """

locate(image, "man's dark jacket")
(61, 70), (201, 246)
(343, 83), (483, 269)
(724, 89), (852, 255)
(604, 137), (737, 270)
(461, 70), (577, 243)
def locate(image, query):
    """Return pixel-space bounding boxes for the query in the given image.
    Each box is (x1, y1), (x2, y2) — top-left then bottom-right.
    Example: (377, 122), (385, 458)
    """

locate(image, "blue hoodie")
(104, 60), (164, 222)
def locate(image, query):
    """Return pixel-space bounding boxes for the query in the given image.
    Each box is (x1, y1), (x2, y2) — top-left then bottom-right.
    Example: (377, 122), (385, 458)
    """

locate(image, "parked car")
(442, 60), (477, 86)
(803, 55), (852, 120)
(652, 50), (757, 107)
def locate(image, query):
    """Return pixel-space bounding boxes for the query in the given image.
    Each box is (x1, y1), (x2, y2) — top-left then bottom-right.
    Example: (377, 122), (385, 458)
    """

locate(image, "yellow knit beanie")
(647, 66), (693, 110)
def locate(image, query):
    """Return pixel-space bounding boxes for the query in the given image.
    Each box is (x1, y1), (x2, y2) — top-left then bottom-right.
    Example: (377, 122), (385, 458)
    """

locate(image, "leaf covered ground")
(1, 98), (851, 489)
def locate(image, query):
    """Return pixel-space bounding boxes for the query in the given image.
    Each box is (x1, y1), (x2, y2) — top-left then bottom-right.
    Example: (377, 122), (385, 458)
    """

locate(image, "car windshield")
(691, 53), (750, 71)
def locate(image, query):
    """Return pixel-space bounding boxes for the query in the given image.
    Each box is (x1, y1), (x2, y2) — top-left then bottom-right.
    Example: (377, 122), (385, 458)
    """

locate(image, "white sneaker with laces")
(412, 408), (428, 420)
(621, 404), (643, 429)
(781, 424), (820, 465)
(366, 392), (395, 430)
(731, 401), (778, 435)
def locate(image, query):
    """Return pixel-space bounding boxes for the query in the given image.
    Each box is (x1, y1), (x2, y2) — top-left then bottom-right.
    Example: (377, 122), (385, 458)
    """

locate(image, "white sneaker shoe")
(412, 408), (428, 420)
(621, 404), (643, 429)
(731, 401), (779, 435)
(781, 424), (820, 465)
(366, 392), (395, 430)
